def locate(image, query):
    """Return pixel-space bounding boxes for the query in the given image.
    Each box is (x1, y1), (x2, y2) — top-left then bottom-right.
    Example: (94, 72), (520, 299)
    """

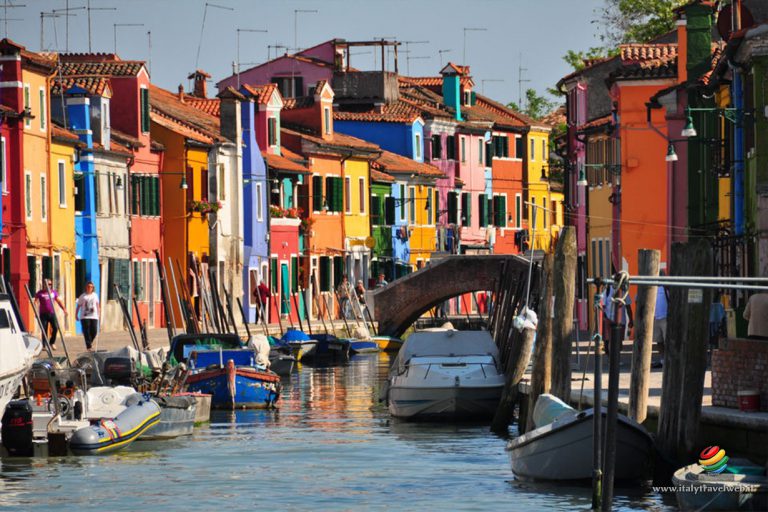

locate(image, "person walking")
(254, 280), (271, 323)
(76, 281), (100, 351)
(744, 293), (768, 340)
(337, 275), (351, 319)
(651, 278), (669, 369)
(601, 283), (633, 357)
(34, 279), (67, 351)
(355, 280), (366, 305)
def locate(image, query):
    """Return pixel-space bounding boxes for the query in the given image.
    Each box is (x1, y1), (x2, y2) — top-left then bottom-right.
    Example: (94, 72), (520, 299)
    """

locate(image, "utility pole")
(462, 27), (486, 65)
(195, 2), (233, 70)
(438, 48), (452, 67)
(113, 23), (143, 54)
(86, 0), (116, 53)
(236, 28), (267, 88)
(518, 53), (531, 108)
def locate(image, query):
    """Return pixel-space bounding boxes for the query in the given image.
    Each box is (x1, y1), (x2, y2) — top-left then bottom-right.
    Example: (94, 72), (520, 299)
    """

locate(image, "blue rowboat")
(349, 339), (380, 354)
(186, 351), (281, 409)
(280, 328), (318, 361)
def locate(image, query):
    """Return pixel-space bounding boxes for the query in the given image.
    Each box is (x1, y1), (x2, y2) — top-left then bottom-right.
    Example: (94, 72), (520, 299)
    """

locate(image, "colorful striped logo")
(698, 446), (729, 474)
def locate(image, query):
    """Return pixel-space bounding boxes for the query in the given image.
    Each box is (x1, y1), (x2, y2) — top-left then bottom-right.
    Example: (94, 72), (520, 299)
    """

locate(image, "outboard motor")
(103, 357), (137, 387)
(2, 400), (34, 457)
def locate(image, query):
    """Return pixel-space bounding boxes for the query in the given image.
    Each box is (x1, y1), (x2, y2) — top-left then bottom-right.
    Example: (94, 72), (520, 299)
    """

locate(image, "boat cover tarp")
(393, 330), (499, 369)
(281, 328), (311, 342)
(532, 393), (576, 428)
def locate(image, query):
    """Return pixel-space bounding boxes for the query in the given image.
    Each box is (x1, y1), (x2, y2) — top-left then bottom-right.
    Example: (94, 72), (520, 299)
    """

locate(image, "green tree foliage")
(508, 89), (556, 120)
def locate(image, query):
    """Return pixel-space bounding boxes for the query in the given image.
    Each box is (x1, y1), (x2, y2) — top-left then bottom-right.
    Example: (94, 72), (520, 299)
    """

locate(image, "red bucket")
(737, 390), (760, 412)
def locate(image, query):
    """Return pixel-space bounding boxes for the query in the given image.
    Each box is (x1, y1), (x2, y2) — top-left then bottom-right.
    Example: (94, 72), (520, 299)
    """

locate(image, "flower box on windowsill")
(188, 200), (222, 214)
(270, 217), (301, 227)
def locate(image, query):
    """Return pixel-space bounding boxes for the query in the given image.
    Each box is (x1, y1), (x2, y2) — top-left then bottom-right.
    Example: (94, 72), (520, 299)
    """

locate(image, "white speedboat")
(0, 293), (42, 420)
(506, 394), (653, 481)
(387, 329), (505, 420)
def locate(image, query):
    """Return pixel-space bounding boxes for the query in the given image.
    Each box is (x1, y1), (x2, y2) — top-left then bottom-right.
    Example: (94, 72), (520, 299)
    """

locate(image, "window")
(446, 135), (456, 160)
(531, 197), (537, 230)
(460, 137), (466, 163)
(399, 184), (406, 220)
(130, 175), (160, 216)
(433, 190), (439, 225)
(140, 87), (150, 133)
(312, 175), (323, 211)
(218, 164), (226, 201)
(271, 76), (303, 98)
(25, 171), (32, 219)
(324, 107), (331, 134)
(494, 195), (507, 227)
(40, 174), (47, 221)
(461, 192), (471, 226)
(515, 193), (522, 227)
(385, 196), (395, 225)
(542, 139), (547, 161)
(414, 133), (421, 159)
(39, 88), (46, 130)
(492, 135), (509, 158)
(425, 190), (432, 225)
(344, 176), (351, 214)
(23, 84), (30, 128)
(1, 137), (6, 193)
(530, 138), (535, 161)
(268, 117), (277, 146)
(319, 256), (331, 291)
(325, 176), (343, 212)
(515, 136), (524, 159)
(447, 191), (458, 224)
(108, 258), (131, 299)
(370, 195), (382, 225)
(358, 177), (365, 214)
(256, 182), (263, 221)
(463, 90), (471, 106)
(478, 139), (483, 165)
(57, 161), (66, 207)
(431, 135), (441, 160)
(408, 186), (415, 224)
(551, 199), (557, 227)
(478, 193), (487, 227)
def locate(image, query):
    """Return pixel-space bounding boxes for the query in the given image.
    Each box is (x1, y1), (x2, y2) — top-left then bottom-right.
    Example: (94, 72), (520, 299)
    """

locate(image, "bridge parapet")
(367, 254), (534, 337)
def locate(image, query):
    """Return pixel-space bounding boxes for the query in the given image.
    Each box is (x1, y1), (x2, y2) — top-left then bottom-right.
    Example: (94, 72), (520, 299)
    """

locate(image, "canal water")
(0, 354), (674, 511)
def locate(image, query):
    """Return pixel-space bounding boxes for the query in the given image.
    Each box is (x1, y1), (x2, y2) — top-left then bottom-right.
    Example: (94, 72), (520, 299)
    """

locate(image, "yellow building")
(526, 124), (564, 252)
(342, 157), (373, 283)
(408, 183), (438, 268)
(49, 128), (81, 333)
(21, 52), (55, 324)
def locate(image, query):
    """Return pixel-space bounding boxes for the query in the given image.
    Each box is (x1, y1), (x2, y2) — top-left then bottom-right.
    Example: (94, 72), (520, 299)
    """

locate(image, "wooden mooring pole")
(525, 253), (554, 433)
(551, 226), (576, 401)
(656, 240), (712, 463)
(628, 249), (659, 423)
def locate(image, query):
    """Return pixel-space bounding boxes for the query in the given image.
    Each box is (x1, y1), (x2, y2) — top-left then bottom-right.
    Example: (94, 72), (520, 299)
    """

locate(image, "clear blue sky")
(13, 0), (605, 107)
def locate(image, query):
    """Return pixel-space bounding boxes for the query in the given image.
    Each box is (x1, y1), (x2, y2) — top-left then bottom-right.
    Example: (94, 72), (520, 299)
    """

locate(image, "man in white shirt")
(76, 281), (100, 350)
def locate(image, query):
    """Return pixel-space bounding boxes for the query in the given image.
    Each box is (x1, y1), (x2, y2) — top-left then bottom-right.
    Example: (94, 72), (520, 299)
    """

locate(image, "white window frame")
(0, 137), (6, 194)
(57, 160), (66, 207)
(40, 173), (47, 221)
(256, 182), (263, 221)
(23, 84), (31, 128)
(324, 107), (331, 134)
(358, 177), (365, 214)
(414, 133), (421, 159)
(408, 186), (415, 224)
(24, 170), (32, 219)
(39, 86), (46, 131)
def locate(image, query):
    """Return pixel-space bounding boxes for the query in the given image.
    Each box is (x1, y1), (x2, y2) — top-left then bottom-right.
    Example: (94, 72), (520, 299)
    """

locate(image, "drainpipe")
(732, 63), (745, 236)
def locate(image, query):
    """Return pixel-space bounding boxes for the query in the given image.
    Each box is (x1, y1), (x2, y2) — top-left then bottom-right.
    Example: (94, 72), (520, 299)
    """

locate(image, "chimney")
(178, 84), (185, 102)
(676, 13), (687, 83)
(188, 69), (211, 98)
(440, 63), (463, 121)
(684, 1), (715, 82)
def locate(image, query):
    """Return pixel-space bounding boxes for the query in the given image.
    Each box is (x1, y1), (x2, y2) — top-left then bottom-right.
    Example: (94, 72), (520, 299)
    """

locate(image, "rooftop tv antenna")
(402, 40), (428, 75)
(236, 28), (267, 88)
(53, 3), (85, 52)
(1, 1), (24, 38)
(86, 0), (116, 52)
(518, 53), (531, 107)
(438, 49), (452, 67)
(114, 22), (143, 54)
(462, 27), (486, 65)
(195, 2), (233, 70)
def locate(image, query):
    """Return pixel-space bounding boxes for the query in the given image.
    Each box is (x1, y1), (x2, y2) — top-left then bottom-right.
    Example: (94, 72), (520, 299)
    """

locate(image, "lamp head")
(681, 112), (697, 137)
(665, 143), (678, 162)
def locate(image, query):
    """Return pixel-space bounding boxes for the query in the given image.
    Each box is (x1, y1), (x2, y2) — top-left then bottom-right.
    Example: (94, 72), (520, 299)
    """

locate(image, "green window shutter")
(470, 91), (476, 105)
(493, 196), (500, 226)
(291, 256), (298, 293)
(27, 256), (37, 293)
(133, 261), (141, 296)
(500, 196), (507, 227)
(478, 194), (486, 227)
(461, 193), (471, 226)
(130, 176), (138, 215)
(434, 191), (440, 223)
(502, 137), (509, 158)
(370, 195), (381, 225)
(141, 88), (150, 132)
(312, 176), (323, 211)
(270, 258), (278, 293)
(319, 256), (331, 291)
(334, 178), (343, 212)
(333, 256), (344, 287)
(120, 259), (131, 298)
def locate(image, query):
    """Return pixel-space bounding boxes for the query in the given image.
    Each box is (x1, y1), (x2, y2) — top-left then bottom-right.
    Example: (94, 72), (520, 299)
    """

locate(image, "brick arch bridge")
(367, 255), (535, 337)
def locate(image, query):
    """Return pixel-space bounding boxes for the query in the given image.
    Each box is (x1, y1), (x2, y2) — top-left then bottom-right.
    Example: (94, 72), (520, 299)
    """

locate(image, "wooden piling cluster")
(488, 258), (541, 433)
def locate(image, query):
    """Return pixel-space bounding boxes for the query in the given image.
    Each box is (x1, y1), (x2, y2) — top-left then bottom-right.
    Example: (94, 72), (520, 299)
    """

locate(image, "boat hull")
(388, 385), (503, 420)
(143, 395), (197, 440)
(186, 367), (281, 409)
(507, 409), (653, 481)
(372, 336), (403, 352)
(69, 399), (161, 455)
(673, 463), (768, 511)
(349, 340), (380, 354)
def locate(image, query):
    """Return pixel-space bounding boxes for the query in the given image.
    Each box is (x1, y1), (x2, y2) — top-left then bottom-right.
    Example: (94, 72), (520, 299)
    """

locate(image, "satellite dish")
(717, 2), (754, 41)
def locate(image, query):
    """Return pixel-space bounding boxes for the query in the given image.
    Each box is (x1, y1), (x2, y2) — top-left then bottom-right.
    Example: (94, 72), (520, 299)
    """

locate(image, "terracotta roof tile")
(241, 83), (279, 105)
(334, 100), (423, 123)
(150, 110), (214, 145)
(263, 151), (309, 174)
(51, 122), (84, 146)
(610, 43), (679, 82)
(371, 168), (395, 183)
(149, 84), (225, 144)
(110, 128), (144, 149)
(541, 106), (566, 127)
(282, 96), (315, 110)
(281, 126), (380, 154)
(184, 96), (220, 116)
(51, 76), (111, 97)
(372, 149), (444, 178)
(578, 114), (612, 131)
(280, 147), (305, 161)
(59, 58), (145, 77)
(699, 41), (727, 85)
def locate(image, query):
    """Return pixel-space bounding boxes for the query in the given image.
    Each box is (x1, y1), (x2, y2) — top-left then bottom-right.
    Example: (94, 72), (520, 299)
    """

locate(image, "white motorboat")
(506, 394), (653, 481)
(0, 293), (42, 421)
(387, 329), (505, 420)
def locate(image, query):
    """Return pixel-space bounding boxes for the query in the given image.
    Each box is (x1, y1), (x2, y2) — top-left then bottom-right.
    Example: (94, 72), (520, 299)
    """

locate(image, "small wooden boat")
(372, 335), (403, 352)
(280, 328), (318, 361)
(506, 394), (653, 481)
(312, 333), (351, 360)
(349, 339), (380, 354)
(673, 460), (768, 511)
